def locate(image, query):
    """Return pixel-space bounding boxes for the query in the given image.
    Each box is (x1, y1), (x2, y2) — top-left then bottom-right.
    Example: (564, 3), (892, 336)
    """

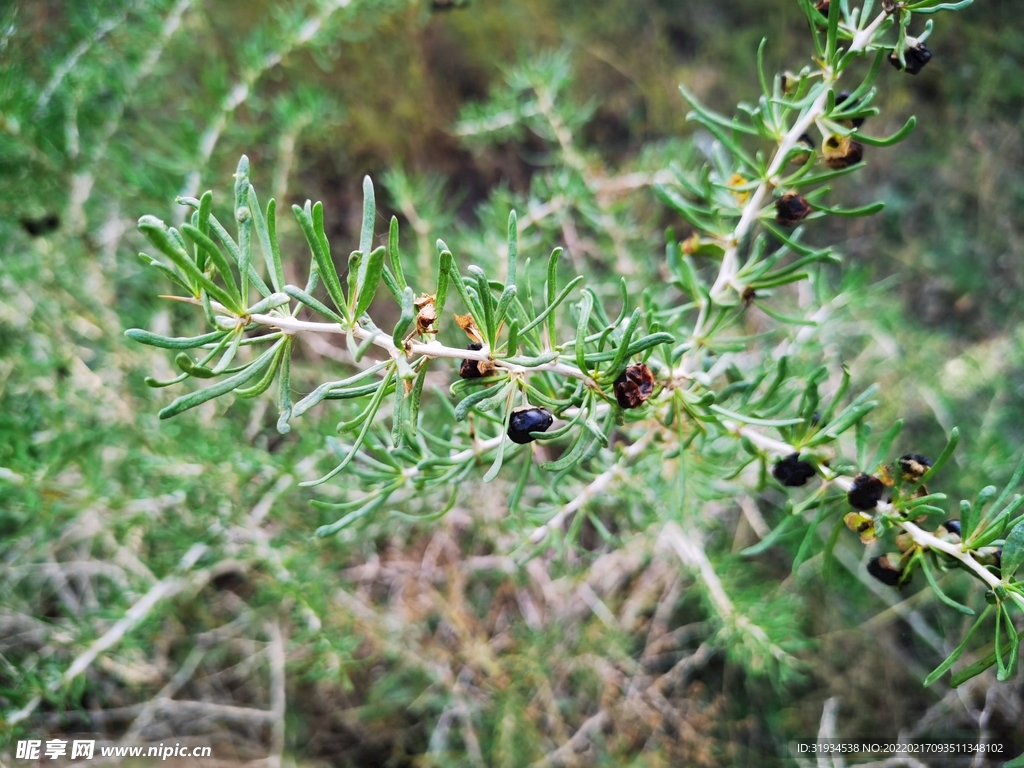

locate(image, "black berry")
(867, 554), (906, 587)
(613, 364), (655, 409)
(889, 42), (932, 75)
(775, 192), (812, 227)
(507, 407), (553, 444)
(937, 519), (961, 539)
(848, 473), (884, 510)
(773, 453), (816, 487)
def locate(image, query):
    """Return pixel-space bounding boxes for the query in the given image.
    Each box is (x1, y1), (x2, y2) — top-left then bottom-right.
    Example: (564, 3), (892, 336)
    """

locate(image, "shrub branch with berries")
(128, 0), (1024, 731)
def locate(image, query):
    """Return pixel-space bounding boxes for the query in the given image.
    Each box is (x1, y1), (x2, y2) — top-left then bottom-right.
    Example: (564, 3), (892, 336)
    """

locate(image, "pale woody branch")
(190, 297), (600, 388)
(704, 9), (890, 307)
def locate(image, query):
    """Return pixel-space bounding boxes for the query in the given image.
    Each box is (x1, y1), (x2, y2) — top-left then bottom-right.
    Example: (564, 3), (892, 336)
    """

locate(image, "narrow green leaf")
(138, 252), (193, 293)
(392, 373), (407, 448)
(125, 329), (226, 350)
(825, 0), (840, 62)
(248, 185), (285, 292)
(283, 284), (346, 324)
(482, 399), (515, 483)
(923, 604), (992, 686)
(196, 191), (213, 270)
(810, 200), (885, 217)
(606, 309), (642, 381)
(316, 494), (389, 537)
(506, 318), (519, 355)
(393, 286), (416, 349)
(519, 275), (583, 337)
(506, 210), (518, 288)
(207, 214), (271, 297)
(541, 430), (594, 472)
(138, 216), (243, 312)
(918, 427), (959, 485)
(276, 337), (293, 434)
(469, 266), (496, 347)
(407, 361), (429, 437)
(546, 247), (562, 349)
(180, 223), (244, 307)
(446, 254), (480, 320)
(494, 285), (517, 332)
(360, 175), (375, 256)
(235, 343), (285, 398)
(388, 215), (406, 290)
(235, 157), (252, 303)
(709, 405), (804, 427)
(920, 555), (974, 615)
(293, 203), (349, 322)
(455, 382), (510, 422)
(853, 115), (916, 147)
(575, 290), (594, 374)
(435, 249), (452, 319)
(1001, 519), (1024, 580)
(301, 367), (395, 488)
(158, 341), (283, 419)
(355, 245), (386, 318)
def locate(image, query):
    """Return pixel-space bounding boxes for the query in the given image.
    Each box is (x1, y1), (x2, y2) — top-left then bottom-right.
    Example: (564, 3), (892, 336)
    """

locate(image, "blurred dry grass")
(3, 0), (1024, 766)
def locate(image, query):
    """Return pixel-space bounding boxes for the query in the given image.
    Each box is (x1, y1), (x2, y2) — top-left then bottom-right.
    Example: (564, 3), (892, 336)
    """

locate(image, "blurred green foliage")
(2, 0), (1024, 765)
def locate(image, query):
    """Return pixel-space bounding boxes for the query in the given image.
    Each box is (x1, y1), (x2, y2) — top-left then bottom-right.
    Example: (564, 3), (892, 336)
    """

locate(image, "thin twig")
(266, 621), (287, 768)
(6, 544), (207, 726)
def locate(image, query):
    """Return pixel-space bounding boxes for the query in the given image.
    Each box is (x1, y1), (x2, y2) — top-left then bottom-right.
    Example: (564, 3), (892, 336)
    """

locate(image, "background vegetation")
(2, 0), (1023, 765)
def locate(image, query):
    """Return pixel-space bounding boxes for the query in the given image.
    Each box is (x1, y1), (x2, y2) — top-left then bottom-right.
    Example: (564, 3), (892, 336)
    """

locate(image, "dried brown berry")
(414, 294), (438, 336)
(889, 42), (932, 75)
(823, 135), (864, 169)
(507, 406), (554, 444)
(459, 343), (496, 379)
(613, 364), (655, 409)
(775, 192), (812, 227)
(867, 554), (907, 587)
(848, 472), (885, 510)
(773, 453), (816, 487)
(898, 453), (933, 482)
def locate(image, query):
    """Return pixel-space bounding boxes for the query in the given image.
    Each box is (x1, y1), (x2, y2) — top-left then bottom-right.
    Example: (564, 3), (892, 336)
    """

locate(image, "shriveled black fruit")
(848, 473), (884, 510)
(898, 453), (933, 482)
(773, 453), (816, 487)
(775, 192), (811, 226)
(507, 406), (553, 444)
(867, 554), (906, 587)
(613, 364), (655, 409)
(460, 343), (494, 379)
(889, 41), (932, 75)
